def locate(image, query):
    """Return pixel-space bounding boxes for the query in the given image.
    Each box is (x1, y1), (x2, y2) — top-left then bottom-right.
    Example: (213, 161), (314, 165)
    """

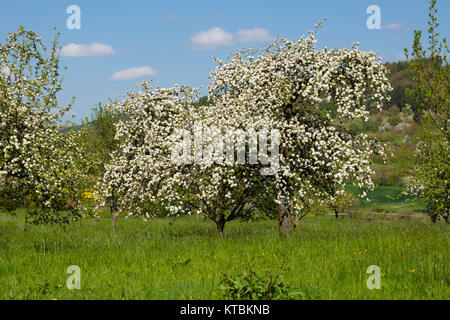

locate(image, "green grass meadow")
(0, 209), (448, 300)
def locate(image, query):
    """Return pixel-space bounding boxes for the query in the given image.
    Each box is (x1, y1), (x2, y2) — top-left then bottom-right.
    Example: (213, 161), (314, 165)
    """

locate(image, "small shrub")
(362, 118), (379, 132)
(389, 115), (401, 126)
(348, 120), (364, 135)
(220, 263), (304, 300)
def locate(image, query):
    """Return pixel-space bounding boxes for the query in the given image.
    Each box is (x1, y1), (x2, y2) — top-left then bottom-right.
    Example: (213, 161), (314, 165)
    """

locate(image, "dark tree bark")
(212, 184), (249, 237)
(110, 188), (119, 229)
(23, 210), (29, 232)
(334, 207), (339, 220)
(430, 213), (438, 223)
(216, 217), (226, 238)
(278, 202), (292, 236)
(111, 212), (119, 229)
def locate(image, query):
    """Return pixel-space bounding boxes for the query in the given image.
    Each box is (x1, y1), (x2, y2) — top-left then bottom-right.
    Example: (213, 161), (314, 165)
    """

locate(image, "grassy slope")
(346, 185), (425, 212)
(0, 211), (448, 300)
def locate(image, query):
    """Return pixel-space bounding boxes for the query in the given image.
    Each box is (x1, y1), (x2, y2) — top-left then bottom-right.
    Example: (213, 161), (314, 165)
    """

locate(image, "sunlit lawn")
(0, 209), (448, 300)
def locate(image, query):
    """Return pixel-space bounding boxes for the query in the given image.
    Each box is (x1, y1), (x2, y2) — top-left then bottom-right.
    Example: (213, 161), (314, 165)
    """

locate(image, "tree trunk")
(292, 212), (299, 228)
(23, 210), (29, 232)
(111, 212), (119, 229)
(430, 213), (438, 223)
(216, 217), (226, 238)
(334, 208), (339, 220)
(110, 188), (118, 229)
(278, 202), (292, 236)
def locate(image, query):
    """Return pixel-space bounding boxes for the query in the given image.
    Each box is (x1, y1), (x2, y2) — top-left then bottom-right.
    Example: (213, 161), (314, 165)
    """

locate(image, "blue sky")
(1, 0), (449, 122)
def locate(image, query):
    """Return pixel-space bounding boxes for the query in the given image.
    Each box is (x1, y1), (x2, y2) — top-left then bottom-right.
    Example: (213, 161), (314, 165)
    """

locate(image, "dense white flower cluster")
(0, 27), (86, 223)
(99, 24), (391, 232)
(98, 82), (273, 232)
(206, 25), (391, 221)
(98, 83), (198, 216)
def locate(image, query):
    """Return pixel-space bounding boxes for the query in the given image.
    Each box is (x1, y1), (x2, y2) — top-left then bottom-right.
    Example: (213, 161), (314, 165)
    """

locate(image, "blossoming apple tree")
(207, 22), (391, 235)
(97, 82), (273, 235)
(99, 22), (391, 236)
(97, 83), (197, 228)
(0, 27), (87, 225)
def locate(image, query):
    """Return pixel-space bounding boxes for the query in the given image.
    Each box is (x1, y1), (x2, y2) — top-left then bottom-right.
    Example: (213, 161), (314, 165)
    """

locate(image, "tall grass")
(0, 212), (448, 300)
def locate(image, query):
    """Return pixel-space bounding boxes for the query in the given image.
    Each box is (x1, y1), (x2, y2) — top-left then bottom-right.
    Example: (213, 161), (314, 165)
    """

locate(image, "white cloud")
(190, 27), (234, 50)
(382, 23), (409, 31)
(190, 27), (273, 50)
(109, 66), (157, 81)
(164, 13), (177, 20)
(60, 43), (115, 57)
(236, 28), (274, 43)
